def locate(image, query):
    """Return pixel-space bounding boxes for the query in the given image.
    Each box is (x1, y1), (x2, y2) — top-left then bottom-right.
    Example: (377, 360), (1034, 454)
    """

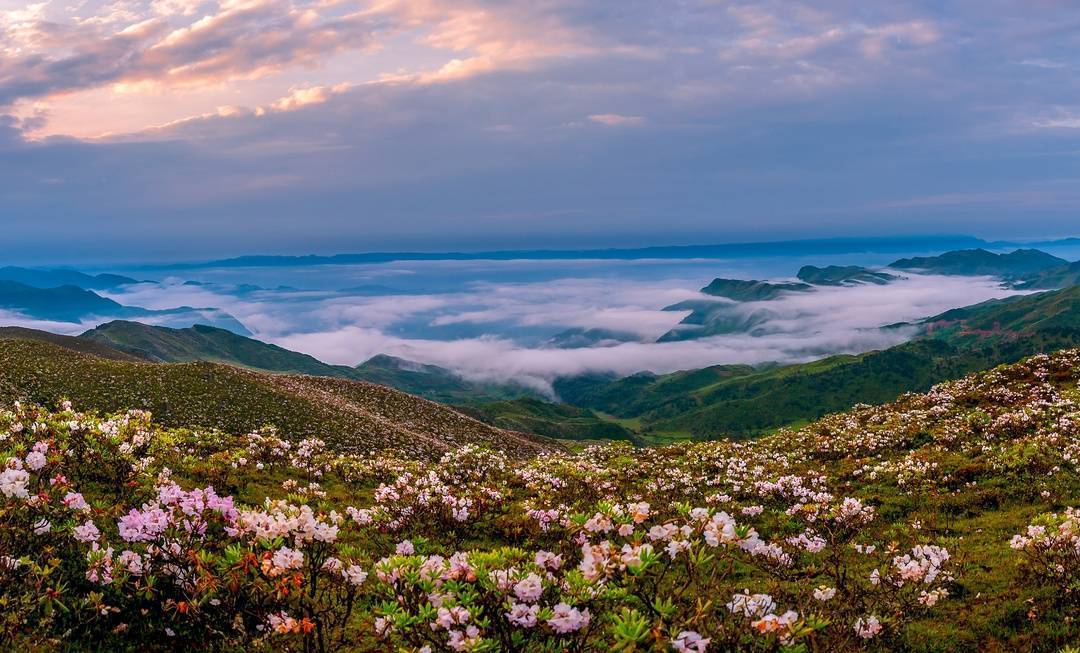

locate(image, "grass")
(0, 338), (557, 459)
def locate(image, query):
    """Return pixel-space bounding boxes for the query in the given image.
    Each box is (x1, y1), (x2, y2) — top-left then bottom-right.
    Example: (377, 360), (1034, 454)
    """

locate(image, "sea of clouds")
(22, 257), (1016, 395)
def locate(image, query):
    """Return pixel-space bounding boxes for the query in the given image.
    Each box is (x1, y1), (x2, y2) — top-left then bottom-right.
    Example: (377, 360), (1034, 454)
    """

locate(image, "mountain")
(1011, 260), (1080, 290)
(0, 266), (138, 289)
(0, 281), (132, 322)
(157, 235), (1001, 269)
(699, 277), (811, 301)
(656, 278), (811, 342)
(353, 354), (537, 403)
(554, 285), (1080, 438)
(544, 327), (641, 348)
(888, 248), (1066, 277)
(5, 349), (1078, 651)
(0, 338), (554, 458)
(82, 320), (354, 375)
(79, 321), (536, 404)
(0, 281), (250, 334)
(796, 265), (898, 286)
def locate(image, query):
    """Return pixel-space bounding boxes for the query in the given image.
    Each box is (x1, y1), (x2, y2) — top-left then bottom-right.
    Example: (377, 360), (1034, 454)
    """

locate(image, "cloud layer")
(2, 2), (1080, 260)
(78, 260), (1025, 393)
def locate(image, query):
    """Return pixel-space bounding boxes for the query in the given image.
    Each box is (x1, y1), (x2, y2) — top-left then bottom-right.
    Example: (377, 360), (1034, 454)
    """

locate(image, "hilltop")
(796, 264), (898, 286)
(0, 338), (555, 459)
(0, 266), (138, 289)
(888, 248), (1066, 278)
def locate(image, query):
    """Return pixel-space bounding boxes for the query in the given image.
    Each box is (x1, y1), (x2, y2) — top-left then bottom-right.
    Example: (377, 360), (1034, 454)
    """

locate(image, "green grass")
(0, 338), (557, 459)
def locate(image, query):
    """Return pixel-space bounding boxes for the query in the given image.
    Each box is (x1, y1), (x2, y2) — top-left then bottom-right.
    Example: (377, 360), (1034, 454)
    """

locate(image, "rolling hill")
(549, 285), (1080, 438)
(0, 338), (556, 459)
(0, 266), (138, 289)
(888, 248), (1066, 277)
(795, 264), (898, 285)
(81, 321), (537, 404)
(82, 320), (357, 375)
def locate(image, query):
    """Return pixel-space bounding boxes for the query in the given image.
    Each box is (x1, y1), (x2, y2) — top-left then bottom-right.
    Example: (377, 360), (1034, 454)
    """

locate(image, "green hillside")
(79, 321), (536, 404)
(1013, 260), (1080, 289)
(458, 397), (639, 443)
(551, 285), (1080, 438)
(353, 354), (538, 403)
(0, 326), (147, 362)
(0, 338), (555, 459)
(82, 320), (356, 376)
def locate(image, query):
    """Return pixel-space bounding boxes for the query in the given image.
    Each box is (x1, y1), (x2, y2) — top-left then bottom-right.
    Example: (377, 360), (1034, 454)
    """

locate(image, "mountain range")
(6, 244), (1080, 446)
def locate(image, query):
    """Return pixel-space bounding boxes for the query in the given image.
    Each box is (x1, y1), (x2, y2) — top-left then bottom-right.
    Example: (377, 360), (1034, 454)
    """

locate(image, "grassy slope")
(458, 397), (640, 444)
(82, 321), (535, 404)
(81, 320), (357, 376)
(0, 339), (556, 459)
(0, 326), (148, 362)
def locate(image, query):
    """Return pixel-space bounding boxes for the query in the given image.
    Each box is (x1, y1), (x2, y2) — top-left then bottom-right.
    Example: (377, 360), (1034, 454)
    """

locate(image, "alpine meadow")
(3, 1), (1080, 652)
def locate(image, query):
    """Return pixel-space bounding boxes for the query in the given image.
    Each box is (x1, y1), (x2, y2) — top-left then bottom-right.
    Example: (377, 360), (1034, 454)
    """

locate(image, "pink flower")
(672, 630), (710, 652)
(855, 615), (883, 639)
(547, 603), (590, 634)
(506, 602), (539, 628)
(513, 573), (544, 603)
(73, 520), (100, 543)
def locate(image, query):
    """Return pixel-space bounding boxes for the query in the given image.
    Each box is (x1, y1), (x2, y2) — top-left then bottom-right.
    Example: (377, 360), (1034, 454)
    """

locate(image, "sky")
(3, 0), (1080, 261)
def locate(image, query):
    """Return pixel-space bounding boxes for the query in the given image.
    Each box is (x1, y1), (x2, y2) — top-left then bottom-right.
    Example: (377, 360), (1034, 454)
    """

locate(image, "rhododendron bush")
(3, 349), (1080, 651)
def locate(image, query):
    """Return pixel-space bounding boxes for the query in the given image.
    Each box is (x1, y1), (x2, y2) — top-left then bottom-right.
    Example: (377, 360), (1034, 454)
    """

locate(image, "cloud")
(588, 114), (645, 127)
(98, 262), (1025, 396)
(3, 1), (1080, 258)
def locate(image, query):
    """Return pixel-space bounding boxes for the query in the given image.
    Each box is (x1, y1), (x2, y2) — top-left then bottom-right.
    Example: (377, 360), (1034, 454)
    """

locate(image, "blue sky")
(2, 0), (1080, 261)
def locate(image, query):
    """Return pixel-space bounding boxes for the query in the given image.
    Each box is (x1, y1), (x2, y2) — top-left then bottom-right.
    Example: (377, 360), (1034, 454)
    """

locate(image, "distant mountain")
(0, 338), (555, 458)
(553, 284), (1080, 438)
(657, 302), (774, 342)
(796, 265), (898, 286)
(157, 235), (998, 269)
(0, 281), (250, 334)
(888, 248), (1066, 277)
(656, 277), (809, 342)
(699, 278), (812, 301)
(1011, 261), (1080, 290)
(544, 327), (640, 349)
(0, 266), (138, 289)
(0, 281), (132, 322)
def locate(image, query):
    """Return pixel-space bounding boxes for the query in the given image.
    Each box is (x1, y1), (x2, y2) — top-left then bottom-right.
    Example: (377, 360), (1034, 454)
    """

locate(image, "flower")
(0, 466), (30, 499)
(547, 603), (590, 633)
(73, 520), (101, 543)
(855, 615), (883, 639)
(672, 630), (710, 652)
(513, 573), (544, 603)
(507, 602), (539, 628)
